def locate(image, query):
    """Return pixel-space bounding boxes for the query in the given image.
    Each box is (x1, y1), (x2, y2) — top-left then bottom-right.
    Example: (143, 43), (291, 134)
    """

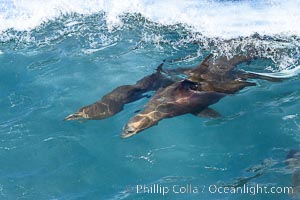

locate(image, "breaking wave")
(1, 0), (300, 38)
(1, 0), (300, 77)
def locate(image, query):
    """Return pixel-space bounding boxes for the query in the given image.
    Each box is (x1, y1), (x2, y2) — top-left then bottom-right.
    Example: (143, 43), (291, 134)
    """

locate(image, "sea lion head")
(121, 112), (161, 138)
(64, 102), (114, 121)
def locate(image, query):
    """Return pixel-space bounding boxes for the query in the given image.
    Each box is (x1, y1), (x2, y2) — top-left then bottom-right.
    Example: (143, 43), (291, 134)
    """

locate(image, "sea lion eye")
(190, 83), (199, 90)
(182, 79), (199, 90)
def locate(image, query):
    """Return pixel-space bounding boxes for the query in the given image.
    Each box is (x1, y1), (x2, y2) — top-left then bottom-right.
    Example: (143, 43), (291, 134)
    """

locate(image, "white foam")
(250, 65), (300, 78)
(283, 114), (298, 120)
(1, 0), (300, 38)
(82, 43), (117, 54)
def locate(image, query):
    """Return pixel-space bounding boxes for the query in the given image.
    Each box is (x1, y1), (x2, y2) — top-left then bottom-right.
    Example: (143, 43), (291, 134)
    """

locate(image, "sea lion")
(122, 54), (283, 138)
(122, 80), (225, 138)
(65, 62), (174, 121)
(65, 53), (283, 138)
(185, 54), (282, 92)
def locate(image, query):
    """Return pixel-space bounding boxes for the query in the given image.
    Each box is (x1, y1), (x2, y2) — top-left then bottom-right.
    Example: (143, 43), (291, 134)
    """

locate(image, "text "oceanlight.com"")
(136, 184), (293, 196)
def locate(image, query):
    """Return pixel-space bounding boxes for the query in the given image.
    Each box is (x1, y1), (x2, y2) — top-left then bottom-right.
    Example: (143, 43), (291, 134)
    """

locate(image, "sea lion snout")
(121, 115), (153, 138)
(64, 111), (88, 121)
(121, 124), (137, 138)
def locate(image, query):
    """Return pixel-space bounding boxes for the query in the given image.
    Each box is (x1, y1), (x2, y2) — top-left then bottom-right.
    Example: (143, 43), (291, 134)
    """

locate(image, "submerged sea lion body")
(122, 54), (283, 138)
(65, 53), (283, 138)
(122, 80), (225, 138)
(65, 63), (174, 121)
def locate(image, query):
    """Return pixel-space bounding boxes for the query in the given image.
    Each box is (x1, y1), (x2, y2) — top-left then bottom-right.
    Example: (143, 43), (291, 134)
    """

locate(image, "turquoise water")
(1, 2), (300, 200)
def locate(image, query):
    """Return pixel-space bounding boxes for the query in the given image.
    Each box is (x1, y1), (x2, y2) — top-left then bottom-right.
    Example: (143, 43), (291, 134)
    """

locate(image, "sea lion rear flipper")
(192, 107), (221, 118)
(240, 72), (284, 82)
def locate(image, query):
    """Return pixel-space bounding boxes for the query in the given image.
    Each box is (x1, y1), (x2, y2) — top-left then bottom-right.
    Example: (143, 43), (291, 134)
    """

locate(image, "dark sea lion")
(187, 54), (282, 81)
(121, 80), (225, 138)
(122, 54), (283, 138)
(65, 63), (174, 121)
(65, 53), (284, 138)
(286, 150), (300, 199)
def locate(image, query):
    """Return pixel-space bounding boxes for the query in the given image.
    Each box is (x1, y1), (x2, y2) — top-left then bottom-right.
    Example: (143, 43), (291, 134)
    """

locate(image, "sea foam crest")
(1, 0), (300, 38)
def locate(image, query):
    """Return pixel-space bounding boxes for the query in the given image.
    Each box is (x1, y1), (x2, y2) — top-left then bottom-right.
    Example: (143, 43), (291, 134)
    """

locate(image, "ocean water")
(1, 0), (300, 199)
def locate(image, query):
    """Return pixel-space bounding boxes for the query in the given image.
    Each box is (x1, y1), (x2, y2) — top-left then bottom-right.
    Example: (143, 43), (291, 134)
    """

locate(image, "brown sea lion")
(64, 62), (174, 121)
(121, 79), (226, 138)
(122, 54), (283, 138)
(185, 54), (282, 92)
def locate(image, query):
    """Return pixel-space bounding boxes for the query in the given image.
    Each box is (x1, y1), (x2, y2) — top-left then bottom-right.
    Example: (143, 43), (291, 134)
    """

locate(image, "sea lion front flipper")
(196, 54), (213, 68)
(203, 54), (255, 76)
(228, 54), (255, 66)
(156, 60), (166, 73)
(192, 107), (221, 118)
(166, 54), (213, 77)
(188, 54), (213, 74)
